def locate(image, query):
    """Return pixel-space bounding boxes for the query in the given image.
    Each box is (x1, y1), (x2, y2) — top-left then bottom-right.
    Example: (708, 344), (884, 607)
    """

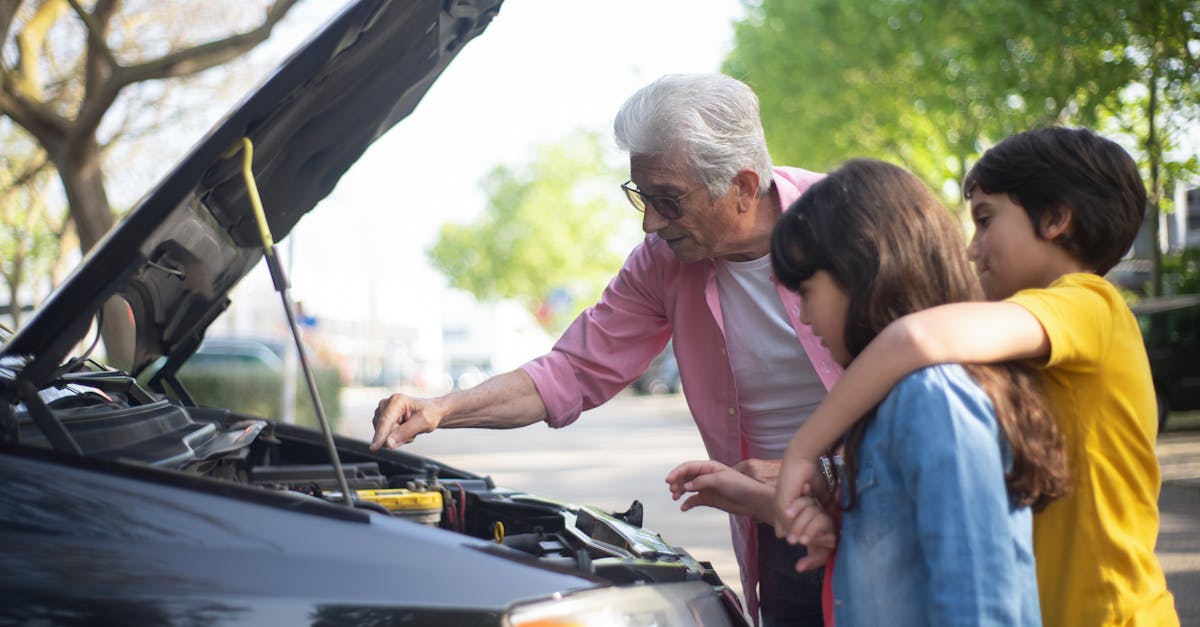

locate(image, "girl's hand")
(786, 497), (838, 571)
(774, 453), (821, 541)
(666, 460), (774, 521)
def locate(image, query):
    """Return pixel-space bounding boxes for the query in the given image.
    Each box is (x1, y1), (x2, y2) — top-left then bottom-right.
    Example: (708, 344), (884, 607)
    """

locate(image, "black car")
(1133, 294), (1200, 432)
(0, 2), (746, 625)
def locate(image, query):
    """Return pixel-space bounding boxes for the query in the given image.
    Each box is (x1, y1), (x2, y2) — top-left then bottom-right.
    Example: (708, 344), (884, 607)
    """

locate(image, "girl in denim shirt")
(766, 159), (1070, 626)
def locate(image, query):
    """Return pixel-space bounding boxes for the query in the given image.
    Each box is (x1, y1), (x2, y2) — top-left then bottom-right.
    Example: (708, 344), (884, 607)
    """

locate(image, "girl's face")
(796, 270), (851, 366)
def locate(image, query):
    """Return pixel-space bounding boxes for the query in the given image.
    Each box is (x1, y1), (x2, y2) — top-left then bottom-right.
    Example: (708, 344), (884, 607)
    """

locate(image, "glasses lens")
(651, 198), (682, 220)
(623, 185), (646, 212)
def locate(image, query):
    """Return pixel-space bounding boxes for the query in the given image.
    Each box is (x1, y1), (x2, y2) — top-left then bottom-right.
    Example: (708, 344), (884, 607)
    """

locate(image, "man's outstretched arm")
(370, 369), (548, 450)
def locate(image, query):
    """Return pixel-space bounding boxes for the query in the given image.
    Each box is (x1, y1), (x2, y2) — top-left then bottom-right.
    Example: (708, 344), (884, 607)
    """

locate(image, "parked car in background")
(0, 2), (746, 625)
(187, 336), (286, 370)
(165, 336), (344, 431)
(1133, 294), (1200, 432)
(632, 342), (681, 395)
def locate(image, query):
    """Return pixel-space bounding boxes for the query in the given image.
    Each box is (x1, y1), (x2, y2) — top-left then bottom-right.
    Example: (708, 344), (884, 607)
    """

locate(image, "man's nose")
(966, 235), (980, 261)
(642, 205), (669, 233)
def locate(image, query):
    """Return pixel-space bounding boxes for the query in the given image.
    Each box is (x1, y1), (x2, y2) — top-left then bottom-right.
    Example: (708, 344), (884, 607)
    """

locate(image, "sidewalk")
(1160, 417), (1200, 489)
(1156, 414), (1200, 624)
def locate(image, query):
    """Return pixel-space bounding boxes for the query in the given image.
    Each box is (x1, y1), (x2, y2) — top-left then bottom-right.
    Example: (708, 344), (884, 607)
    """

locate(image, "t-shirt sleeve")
(1005, 276), (1115, 373)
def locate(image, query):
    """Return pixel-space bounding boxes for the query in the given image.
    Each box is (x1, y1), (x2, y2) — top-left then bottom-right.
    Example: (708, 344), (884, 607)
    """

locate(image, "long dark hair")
(770, 158), (1068, 510)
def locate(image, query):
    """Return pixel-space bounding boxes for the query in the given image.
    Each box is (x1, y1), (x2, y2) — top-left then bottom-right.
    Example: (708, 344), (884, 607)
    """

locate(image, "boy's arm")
(776, 301), (1048, 533)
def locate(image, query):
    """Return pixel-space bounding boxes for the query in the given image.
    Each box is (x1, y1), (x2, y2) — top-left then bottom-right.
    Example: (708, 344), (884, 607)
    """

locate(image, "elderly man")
(371, 73), (840, 627)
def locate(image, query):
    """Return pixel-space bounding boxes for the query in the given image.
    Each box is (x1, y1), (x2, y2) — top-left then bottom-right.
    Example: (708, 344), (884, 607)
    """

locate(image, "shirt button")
(728, 407), (736, 416)
(720, 348), (727, 355)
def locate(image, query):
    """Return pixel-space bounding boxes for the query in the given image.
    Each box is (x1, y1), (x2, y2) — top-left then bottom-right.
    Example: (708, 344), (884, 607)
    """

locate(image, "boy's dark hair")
(963, 126), (1146, 275)
(771, 158), (1068, 511)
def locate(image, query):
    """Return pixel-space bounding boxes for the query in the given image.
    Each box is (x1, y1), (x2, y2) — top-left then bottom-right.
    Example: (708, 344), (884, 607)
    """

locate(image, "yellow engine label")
(356, 488), (443, 512)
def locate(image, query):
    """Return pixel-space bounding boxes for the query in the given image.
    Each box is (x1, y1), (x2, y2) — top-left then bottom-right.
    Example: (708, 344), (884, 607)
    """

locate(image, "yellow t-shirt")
(1008, 273), (1178, 626)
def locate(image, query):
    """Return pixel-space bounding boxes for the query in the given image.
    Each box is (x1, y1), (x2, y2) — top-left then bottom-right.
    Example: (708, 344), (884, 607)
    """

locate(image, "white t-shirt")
(716, 254), (826, 459)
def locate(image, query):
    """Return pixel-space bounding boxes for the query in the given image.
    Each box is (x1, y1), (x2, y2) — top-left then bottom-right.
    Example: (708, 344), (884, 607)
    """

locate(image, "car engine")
(8, 369), (736, 599)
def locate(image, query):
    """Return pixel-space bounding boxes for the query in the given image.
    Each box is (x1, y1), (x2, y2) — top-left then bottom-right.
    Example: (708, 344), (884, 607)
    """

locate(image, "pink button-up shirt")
(521, 167), (842, 623)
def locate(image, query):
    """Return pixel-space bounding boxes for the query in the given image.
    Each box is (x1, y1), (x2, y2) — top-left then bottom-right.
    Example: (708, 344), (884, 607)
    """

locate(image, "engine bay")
(6, 372), (731, 593)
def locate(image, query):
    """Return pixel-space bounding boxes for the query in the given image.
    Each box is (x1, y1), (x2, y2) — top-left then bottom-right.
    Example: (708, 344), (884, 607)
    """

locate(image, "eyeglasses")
(621, 180), (705, 221)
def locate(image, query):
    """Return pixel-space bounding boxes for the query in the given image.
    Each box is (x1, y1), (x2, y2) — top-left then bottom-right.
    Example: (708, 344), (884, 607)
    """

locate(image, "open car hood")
(0, 0), (502, 386)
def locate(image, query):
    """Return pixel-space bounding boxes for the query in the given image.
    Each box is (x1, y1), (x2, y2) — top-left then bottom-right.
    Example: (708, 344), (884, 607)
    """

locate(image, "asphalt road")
(340, 389), (1200, 624)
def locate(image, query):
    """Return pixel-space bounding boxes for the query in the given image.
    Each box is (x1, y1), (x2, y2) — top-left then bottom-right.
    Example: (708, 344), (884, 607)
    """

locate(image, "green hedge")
(1163, 248), (1200, 296)
(177, 363), (342, 432)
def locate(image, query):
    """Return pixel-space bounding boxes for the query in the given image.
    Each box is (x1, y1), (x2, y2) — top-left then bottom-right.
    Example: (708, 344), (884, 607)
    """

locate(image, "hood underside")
(1, 0), (502, 385)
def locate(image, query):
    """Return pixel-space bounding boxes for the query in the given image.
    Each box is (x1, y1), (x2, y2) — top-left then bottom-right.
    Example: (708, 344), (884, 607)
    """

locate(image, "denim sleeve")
(884, 366), (1027, 626)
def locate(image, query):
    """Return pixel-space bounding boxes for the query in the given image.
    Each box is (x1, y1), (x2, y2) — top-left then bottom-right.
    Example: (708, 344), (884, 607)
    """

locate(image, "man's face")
(967, 188), (1061, 299)
(628, 153), (740, 263)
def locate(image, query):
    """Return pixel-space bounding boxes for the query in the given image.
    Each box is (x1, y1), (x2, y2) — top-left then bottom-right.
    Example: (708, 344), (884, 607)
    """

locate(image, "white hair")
(613, 73), (773, 197)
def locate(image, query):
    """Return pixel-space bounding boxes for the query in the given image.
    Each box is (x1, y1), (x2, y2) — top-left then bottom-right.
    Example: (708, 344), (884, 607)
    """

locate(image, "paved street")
(340, 389), (1200, 623)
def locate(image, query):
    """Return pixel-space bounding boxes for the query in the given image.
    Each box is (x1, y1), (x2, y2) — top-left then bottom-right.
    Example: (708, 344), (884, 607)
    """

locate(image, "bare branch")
(13, 0), (67, 99)
(0, 0), (20, 54)
(64, 0), (120, 97)
(0, 83), (69, 153)
(118, 0), (299, 84)
(72, 0), (299, 142)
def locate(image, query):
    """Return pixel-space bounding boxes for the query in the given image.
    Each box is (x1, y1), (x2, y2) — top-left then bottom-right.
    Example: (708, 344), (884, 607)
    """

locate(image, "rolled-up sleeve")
(520, 238), (674, 428)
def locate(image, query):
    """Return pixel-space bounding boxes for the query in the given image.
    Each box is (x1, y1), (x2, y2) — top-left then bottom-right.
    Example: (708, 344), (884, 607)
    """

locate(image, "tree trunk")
(7, 255), (21, 330)
(1147, 55), (1164, 298)
(54, 138), (134, 370)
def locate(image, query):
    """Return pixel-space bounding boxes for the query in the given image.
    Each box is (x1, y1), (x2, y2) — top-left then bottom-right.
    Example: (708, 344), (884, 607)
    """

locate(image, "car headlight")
(505, 581), (736, 627)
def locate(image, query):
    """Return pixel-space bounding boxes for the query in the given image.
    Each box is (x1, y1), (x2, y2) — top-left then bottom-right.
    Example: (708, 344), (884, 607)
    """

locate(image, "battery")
(356, 488), (443, 526)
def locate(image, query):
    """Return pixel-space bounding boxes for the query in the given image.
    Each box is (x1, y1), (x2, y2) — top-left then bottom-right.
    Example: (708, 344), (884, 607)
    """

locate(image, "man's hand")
(370, 393), (444, 450)
(732, 458), (781, 486)
(666, 460), (774, 522)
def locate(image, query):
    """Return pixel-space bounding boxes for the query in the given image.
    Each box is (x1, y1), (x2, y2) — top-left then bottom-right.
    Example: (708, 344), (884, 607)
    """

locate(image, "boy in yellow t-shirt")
(773, 127), (1179, 626)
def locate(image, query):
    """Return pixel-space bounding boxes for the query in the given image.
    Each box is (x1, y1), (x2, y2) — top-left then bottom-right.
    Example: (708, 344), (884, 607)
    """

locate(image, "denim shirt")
(833, 364), (1041, 627)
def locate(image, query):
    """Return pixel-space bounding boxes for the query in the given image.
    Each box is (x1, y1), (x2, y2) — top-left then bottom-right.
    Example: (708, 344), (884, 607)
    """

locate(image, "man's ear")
(732, 168), (760, 213)
(1041, 204), (1073, 241)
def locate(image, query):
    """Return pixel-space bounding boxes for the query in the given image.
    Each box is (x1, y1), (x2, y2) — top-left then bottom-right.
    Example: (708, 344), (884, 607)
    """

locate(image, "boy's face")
(967, 189), (1063, 300)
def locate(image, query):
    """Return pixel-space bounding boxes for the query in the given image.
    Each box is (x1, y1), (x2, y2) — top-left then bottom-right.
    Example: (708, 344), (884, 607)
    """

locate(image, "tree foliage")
(427, 131), (642, 333)
(0, 125), (62, 329)
(0, 0), (299, 367)
(724, 0), (1200, 297)
(725, 0), (1144, 204)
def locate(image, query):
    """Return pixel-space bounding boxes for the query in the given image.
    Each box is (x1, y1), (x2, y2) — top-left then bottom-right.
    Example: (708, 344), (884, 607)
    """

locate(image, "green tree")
(0, 126), (62, 328)
(1099, 0), (1200, 296)
(427, 131), (642, 333)
(0, 0), (300, 368)
(726, 0), (1200, 295)
(725, 0), (1132, 204)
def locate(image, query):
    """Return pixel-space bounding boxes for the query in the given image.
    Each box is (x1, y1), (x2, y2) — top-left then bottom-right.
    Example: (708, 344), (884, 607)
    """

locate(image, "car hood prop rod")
(226, 137), (354, 508)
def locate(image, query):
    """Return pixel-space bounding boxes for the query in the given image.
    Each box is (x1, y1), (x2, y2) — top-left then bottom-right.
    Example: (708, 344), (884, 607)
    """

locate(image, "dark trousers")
(757, 523), (824, 627)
